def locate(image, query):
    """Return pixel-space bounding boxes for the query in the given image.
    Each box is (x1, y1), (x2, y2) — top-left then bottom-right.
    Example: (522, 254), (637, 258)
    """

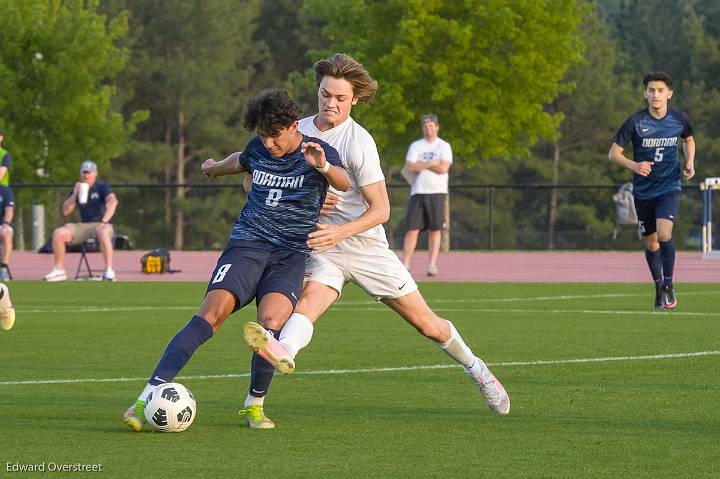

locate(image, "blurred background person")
(402, 114), (453, 276)
(44, 160), (119, 282)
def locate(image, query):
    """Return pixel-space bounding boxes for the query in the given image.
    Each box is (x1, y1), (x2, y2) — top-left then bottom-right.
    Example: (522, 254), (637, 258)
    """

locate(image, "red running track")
(8, 250), (720, 283)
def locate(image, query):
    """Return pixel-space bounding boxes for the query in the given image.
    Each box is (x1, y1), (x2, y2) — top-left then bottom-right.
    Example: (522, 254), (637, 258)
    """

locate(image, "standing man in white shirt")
(402, 114), (452, 276)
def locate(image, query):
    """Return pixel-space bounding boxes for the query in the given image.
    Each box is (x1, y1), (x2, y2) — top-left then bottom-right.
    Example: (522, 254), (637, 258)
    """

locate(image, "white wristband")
(316, 161), (331, 174)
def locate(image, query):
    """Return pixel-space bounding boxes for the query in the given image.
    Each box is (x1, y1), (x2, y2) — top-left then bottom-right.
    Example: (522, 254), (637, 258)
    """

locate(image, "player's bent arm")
(338, 180), (390, 239)
(322, 165), (350, 192)
(608, 143), (640, 174)
(243, 172), (253, 193)
(202, 152), (244, 178)
(683, 136), (696, 179)
(683, 136), (696, 165)
(0, 166), (7, 182)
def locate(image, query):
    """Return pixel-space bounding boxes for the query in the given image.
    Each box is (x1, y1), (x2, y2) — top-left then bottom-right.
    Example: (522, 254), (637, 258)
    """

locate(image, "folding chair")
(74, 239), (104, 280)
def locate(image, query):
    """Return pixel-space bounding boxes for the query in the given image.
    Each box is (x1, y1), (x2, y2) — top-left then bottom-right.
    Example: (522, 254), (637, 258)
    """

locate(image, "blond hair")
(313, 53), (378, 102)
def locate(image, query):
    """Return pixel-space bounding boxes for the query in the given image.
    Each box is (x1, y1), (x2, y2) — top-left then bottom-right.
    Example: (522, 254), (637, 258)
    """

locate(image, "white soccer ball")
(144, 382), (196, 432)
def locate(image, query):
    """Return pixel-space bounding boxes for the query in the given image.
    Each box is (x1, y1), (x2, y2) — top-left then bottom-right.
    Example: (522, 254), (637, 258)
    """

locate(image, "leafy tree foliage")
(0, 0), (139, 182)
(303, 0), (590, 162)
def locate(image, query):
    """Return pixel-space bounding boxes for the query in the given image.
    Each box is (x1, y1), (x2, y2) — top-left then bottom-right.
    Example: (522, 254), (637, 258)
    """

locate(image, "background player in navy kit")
(123, 89), (349, 431)
(609, 71), (695, 309)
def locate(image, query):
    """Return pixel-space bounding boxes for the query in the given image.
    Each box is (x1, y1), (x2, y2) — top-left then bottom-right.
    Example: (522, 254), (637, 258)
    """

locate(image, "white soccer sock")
(136, 383), (155, 403)
(278, 313), (314, 359)
(438, 321), (490, 378)
(245, 394), (265, 407)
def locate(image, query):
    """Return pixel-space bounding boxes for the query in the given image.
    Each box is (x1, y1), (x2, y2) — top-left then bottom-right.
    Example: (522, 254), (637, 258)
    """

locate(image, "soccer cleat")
(123, 399), (145, 432)
(473, 373), (510, 415)
(243, 322), (295, 374)
(661, 284), (677, 309)
(0, 266), (10, 281)
(427, 264), (438, 276)
(654, 287), (663, 309)
(44, 268), (67, 282)
(0, 283), (15, 331)
(238, 404), (275, 429)
(103, 268), (116, 281)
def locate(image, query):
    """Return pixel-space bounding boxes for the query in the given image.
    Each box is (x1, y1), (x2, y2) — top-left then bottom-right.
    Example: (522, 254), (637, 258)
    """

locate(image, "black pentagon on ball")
(177, 406), (193, 423)
(152, 407), (168, 426)
(161, 386), (181, 402)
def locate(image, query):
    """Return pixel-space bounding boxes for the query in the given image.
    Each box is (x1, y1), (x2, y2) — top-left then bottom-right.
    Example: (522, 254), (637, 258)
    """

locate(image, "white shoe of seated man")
(44, 268), (67, 282)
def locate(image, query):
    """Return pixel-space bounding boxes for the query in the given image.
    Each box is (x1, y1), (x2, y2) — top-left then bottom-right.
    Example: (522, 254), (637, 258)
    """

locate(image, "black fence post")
(488, 186), (494, 250)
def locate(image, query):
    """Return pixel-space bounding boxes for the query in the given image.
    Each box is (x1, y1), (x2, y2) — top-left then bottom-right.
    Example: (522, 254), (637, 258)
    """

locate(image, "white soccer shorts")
(304, 235), (418, 301)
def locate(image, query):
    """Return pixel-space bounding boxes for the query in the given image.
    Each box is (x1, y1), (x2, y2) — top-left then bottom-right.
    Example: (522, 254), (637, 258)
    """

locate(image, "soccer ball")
(144, 382), (196, 432)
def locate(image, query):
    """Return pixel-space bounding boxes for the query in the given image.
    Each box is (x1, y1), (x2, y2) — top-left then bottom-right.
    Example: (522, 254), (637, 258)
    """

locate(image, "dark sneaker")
(654, 288), (663, 309)
(661, 285), (677, 309)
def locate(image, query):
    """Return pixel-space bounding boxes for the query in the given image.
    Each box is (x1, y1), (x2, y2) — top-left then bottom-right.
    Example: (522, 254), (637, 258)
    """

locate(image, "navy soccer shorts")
(634, 191), (681, 236)
(206, 239), (307, 312)
(405, 193), (447, 231)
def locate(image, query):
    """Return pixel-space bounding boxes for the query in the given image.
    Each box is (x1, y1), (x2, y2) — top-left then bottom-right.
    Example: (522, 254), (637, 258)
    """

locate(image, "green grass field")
(2, 281), (719, 478)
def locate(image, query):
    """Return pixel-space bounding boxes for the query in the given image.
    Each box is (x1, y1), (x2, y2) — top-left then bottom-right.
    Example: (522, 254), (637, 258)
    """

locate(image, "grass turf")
(1, 281), (719, 477)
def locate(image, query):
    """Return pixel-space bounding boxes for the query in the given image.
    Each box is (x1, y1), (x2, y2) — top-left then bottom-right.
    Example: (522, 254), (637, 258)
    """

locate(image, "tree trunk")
(174, 108), (185, 251)
(15, 204), (25, 251)
(547, 140), (561, 250)
(164, 125), (172, 229)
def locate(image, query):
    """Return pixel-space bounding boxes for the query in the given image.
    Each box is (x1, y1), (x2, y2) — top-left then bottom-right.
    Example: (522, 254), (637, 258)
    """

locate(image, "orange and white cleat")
(0, 283), (16, 331)
(243, 322), (295, 374)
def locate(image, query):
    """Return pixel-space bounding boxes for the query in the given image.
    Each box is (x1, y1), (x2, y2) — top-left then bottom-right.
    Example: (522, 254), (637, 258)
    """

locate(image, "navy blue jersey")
(0, 185), (14, 218)
(69, 181), (113, 222)
(613, 108), (693, 200)
(230, 135), (343, 254)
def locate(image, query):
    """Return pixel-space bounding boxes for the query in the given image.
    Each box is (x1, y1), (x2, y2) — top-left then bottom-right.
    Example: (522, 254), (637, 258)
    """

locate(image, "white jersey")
(405, 137), (453, 195)
(298, 115), (387, 243)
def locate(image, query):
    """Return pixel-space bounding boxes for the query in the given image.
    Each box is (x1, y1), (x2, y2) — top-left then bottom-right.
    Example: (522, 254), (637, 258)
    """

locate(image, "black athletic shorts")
(405, 193), (447, 231)
(634, 191), (680, 236)
(206, 239), (307, 312)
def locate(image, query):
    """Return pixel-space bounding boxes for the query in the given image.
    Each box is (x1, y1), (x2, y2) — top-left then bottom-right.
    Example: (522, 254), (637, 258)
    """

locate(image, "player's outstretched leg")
(0, 283), (15, 331)
(437, 321), (510, 414)
(659, 239), (677, 309)
(122, 315), (215, 431)
(244, 322), (295, 374)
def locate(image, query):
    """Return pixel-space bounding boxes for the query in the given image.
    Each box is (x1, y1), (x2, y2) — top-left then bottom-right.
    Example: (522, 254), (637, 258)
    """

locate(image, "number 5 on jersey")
(654, 147), (664, 162)
(212, 264), (232, 283)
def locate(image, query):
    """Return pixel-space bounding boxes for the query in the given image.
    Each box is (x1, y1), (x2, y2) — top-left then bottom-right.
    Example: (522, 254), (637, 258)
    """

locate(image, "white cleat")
(0, 283), (15, 331)
(243, 322), (295, 374)
(103, 268), (116, 281)
(474, 373), (510, 415)
(44, 268), (67, 282)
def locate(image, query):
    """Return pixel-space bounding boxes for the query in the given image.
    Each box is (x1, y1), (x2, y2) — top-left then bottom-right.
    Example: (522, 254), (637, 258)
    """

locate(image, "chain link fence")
(9, 182), (711, 252)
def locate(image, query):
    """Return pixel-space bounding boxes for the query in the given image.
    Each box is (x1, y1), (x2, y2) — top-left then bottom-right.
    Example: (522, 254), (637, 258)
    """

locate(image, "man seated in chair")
(44, 160), (119, 282)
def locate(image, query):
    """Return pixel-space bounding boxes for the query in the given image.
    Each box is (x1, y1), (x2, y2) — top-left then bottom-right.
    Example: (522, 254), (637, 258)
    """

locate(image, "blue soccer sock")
(149, 315), (214, 386)
(644, 248), (663, 287)
(248, 328), (280, 398)
(658, 240), (675, 287)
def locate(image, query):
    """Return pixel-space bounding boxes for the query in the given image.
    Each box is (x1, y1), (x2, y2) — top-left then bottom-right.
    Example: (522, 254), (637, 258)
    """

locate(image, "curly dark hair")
(643, 71), (673, 89)
(243, 89), (302, 136)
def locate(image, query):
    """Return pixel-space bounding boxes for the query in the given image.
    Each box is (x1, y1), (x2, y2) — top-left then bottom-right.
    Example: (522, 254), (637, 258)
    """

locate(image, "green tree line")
(1, 0), (717, 250)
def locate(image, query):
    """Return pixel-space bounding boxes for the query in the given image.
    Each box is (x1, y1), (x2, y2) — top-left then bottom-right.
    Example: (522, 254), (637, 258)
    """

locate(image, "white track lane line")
(1, 350), (718, 386)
